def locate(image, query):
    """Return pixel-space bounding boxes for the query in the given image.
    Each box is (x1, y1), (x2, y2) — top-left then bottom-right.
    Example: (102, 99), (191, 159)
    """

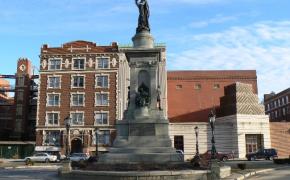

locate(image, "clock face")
(19, 64), (26, 71)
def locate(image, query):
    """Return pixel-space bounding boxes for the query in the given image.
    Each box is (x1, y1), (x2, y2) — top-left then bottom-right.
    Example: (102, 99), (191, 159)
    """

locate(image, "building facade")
(167, 71), (265, 160)
(264, 88), (290, 122)
(35, 41), (129, 155)
(264, 88), (290, 157)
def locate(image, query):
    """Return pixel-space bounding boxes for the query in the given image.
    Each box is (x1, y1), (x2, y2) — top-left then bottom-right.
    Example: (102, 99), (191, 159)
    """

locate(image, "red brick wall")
(270, 122), (290, 157)
(167, 70), (257, 122)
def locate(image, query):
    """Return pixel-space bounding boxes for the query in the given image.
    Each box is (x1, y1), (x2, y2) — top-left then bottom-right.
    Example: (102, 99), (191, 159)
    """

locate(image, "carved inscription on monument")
(130, 124), (155, 136)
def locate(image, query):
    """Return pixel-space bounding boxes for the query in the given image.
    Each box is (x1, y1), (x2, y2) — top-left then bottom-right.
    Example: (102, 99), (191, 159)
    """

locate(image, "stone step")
(98, 153), (184, 163)
(109, 147), (176, 153)
(114, 137), (172, 147)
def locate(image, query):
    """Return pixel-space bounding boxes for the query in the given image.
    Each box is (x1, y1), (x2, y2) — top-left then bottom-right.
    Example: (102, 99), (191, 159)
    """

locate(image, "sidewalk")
(222, 160), (290, 180)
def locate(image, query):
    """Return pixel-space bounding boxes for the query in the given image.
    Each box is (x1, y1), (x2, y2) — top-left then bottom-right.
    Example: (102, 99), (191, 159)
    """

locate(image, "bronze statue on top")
(135, 0), (150, 33)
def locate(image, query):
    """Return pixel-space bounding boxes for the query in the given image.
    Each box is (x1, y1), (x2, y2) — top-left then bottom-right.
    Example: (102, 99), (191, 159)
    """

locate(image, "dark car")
(200, 150), (233, 162)
(246, 148), (278, 161)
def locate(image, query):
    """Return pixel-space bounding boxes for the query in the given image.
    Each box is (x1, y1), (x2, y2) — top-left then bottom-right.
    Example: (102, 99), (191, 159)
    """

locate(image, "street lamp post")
(193, 126), (200, 167)
(64, 116), (71, 159)
(208, 110), (217, 160)
(194, 126), (199, 157)
(95, 128), (99, 159)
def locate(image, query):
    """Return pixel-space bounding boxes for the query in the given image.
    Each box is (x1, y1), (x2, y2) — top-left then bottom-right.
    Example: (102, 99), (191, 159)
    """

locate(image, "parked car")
(200, 150), (233, 161)
(69, 153), (90, 162)
(246, 148), (278, 161)
(25, 153), (57, 164)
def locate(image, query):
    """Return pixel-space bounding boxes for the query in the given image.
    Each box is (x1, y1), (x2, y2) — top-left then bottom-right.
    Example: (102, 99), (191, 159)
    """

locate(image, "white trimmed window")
(95, 112), (109, 125)
(46, 112), (59, 125)
(96, 93), (109, 106)
(73, 58), (85, 70)
(72, 75), (85, 88)
(71, 93), (85, 106)
(96, 75), (109, 88)
(71, 112), (84, 125)
(48, 76), (61, 88)
(286, 96), (289, 103)
(98, 130), (110, 145)
(97, 58), (109, 69)
(48, 59), (61, 70)
(44, 131), (61, 146)
(47, 93), (60, 106)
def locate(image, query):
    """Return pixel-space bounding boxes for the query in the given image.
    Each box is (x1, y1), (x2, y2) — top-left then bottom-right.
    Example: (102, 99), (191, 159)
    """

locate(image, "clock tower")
(11, 58), (33, 140)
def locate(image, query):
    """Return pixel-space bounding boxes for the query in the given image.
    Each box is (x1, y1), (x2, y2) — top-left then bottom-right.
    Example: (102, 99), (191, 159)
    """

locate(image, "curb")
(2, 165), (61, 170)
(223, 166), (290, 180)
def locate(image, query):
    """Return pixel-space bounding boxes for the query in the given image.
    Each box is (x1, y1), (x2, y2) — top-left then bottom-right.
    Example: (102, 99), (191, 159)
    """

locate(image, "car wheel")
(45, 158), (49, 163)
(250, 156), (256, 161)
(25, 159), (31, 165)
(222, 156), (228, 162)
(269, 156), (274, 161)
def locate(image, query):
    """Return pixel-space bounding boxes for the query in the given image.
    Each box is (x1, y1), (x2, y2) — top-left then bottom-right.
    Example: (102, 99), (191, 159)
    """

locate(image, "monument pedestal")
(132, 30), (154, 48)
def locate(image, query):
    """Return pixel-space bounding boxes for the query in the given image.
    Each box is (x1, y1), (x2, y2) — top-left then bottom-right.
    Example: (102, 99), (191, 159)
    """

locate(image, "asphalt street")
(248, 167), (290, 180)
(0, 168), (59, 180)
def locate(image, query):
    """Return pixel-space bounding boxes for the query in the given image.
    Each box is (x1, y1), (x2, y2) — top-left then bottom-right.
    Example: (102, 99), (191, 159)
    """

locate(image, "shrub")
(273, 158), (290, 164)
(237, 163), (246, 170)
(71, 160), (88, 169)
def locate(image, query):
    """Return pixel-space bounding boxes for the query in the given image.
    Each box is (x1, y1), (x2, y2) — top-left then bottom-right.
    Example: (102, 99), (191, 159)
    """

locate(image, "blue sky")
(0, 0), (289, 99)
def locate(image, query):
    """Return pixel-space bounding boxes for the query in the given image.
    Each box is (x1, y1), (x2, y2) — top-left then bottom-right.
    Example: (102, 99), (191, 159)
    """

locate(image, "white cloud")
(189, 14), (237, 28)
(157, 0), (229, 5)
(167, 21), (290, 99)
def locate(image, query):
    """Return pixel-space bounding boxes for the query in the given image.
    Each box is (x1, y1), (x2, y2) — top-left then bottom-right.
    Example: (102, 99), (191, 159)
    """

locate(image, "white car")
(69, 153), (90, 162)
(25, 153), (57, 163)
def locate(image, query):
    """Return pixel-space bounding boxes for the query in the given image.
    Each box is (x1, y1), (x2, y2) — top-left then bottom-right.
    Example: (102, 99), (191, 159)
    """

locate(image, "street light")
(95, 128), (100, 159)
(64, 116), (71, 159)
(194, 126), (199, 156)
(208, 110), (216, 160)
(193, 126), (200, 167)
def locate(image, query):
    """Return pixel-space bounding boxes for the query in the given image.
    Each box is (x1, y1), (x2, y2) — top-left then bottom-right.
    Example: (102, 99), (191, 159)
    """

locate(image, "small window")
(17, 76), (25, 86)
(176, 85), (182, 89)
(96, 93), (109, 106)
(71, 112), (84, 125)
(213, 84), (220, 89)
(97, 58), (109, 69)
(98, 130), (110, 145)
(72, 76), (85, 88)
(96, 75), (109, 88)
(73, 58), (85, 70)
(46, 113), (59, 125)
(71, 94), (84, 106)
(194, 84), (201, 90)
(44, 131), (60, 146)
(49, 59), (61, 70)
(286, 96), (289, 103)
(47, 94), (60, 106)
(95, 112), (108, 125)
(174, 136), (184, 152)
(48, 76), (60, 88)
(282, 108), (286, 116)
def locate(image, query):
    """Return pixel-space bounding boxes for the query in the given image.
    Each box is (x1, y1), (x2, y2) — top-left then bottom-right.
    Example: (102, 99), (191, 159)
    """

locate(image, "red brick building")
(264, 88), (290, 122)
(167, 70), (258, 123)
(36, 41), (129, 155)
(264, 88), (290, 157)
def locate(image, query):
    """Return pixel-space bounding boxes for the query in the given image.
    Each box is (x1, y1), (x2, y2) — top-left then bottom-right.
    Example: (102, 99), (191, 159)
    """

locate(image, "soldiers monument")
(99, 0), (182, 163)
